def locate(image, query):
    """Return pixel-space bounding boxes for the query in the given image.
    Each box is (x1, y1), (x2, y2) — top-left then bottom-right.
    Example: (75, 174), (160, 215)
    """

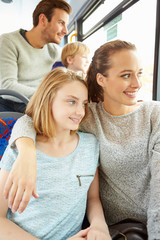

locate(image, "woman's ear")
(96, 73), (106, 87)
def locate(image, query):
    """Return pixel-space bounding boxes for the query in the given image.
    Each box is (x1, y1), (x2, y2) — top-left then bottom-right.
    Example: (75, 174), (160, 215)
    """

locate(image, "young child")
(61, 41), (90, 78)
(0, 67), (111, 240)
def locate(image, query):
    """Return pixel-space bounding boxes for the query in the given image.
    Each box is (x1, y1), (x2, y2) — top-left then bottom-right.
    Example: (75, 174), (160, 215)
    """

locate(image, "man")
(0, 0), (71, 112)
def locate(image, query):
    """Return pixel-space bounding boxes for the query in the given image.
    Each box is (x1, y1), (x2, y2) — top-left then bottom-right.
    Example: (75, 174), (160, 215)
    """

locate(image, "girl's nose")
(76, 104), (85, 116)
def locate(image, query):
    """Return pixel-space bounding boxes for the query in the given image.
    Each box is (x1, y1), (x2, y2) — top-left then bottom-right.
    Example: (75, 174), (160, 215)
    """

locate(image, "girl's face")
(99, 49), (143, 114)
(51, 81), (88, 133)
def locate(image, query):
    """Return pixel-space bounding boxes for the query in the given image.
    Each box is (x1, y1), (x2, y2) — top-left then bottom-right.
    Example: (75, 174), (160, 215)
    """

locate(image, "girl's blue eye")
(68, 101), (75, 105)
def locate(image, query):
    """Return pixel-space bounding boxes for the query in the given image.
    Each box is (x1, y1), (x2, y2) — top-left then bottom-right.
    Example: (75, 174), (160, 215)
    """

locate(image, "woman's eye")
(82, 103), (88, 107)
(138, 72), (143, 78)
(121, 74), (130, 79)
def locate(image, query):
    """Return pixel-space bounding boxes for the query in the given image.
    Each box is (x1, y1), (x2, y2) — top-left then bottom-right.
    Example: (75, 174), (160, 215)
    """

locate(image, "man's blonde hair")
(26, 67), (88, 138)
(61, 42), (90, 67)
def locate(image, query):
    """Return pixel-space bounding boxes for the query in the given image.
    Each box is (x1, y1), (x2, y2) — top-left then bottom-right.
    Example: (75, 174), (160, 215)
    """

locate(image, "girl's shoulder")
(78, 131), (99, 145)
(77, 132), (99, 163)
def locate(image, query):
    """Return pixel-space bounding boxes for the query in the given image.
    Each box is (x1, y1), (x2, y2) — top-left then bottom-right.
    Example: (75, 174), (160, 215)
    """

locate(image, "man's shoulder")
(0, 29), (22, 45)
(47, 43), (62, 51)
(46, 43), (62, 60)
(0, 29), (20, 38)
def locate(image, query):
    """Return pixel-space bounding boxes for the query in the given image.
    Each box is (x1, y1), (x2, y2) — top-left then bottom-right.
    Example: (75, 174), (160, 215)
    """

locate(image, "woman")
(3, 40), (160, 240)
(0, 68), (111, 240)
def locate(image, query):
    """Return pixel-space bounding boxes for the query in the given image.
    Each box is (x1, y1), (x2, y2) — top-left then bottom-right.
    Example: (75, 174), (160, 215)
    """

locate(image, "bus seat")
(0, 90), (29, 160)
(0, 113), (24, 160)
(52, 61), (64, 70)
(0, 89), (29, 105)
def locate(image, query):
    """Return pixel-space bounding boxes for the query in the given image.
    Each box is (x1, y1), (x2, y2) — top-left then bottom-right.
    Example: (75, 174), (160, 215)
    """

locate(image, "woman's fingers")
(3, 150), (38, 213)
(7, 183), (18, 211)
(3, 173), (14, 200)
(5, 178), (39, 213)
(17, 187), (33, 213)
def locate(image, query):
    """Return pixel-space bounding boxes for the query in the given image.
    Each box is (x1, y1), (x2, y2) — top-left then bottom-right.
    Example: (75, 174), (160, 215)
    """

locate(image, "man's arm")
(0, 35), (36, 98)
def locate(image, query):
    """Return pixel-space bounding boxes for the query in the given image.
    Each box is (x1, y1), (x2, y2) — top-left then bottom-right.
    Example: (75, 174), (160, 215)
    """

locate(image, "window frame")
(153, 0), (160, 100)
(77, 0), (140, 41)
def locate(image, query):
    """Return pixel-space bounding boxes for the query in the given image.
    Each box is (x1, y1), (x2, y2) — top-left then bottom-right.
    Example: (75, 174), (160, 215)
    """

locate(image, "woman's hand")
(67, 228), (90, 240)
(3, 138), (38, 213)
(87, 226), (112, 240)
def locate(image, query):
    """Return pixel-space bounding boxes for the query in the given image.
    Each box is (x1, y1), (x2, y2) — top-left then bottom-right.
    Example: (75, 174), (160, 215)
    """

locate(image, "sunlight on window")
(83, 0), (122, 34)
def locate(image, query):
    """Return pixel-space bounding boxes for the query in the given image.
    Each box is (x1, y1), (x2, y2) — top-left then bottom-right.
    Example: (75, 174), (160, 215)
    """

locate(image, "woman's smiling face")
(99, 49), (143, 114)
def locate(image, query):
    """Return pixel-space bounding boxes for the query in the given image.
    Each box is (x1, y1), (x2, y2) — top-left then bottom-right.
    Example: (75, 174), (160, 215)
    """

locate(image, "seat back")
(0, 113), (24, 160)
(0, 89), (29, 105)
(52, 61), (64, 70)
(0, 90), (28, 160)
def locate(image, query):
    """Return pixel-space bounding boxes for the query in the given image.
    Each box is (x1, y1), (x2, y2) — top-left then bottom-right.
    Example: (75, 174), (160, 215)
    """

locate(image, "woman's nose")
(131, 75), (142, 88)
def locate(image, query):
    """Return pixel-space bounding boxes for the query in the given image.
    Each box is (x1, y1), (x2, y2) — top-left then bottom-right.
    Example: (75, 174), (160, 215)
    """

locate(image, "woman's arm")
(147, 145), (160, 240)
(4, 115), (38, 213)
(147, 105), (160, 240)
(86, 169), (111, 240)
(9, 114), (36, 148)
(4, 138), (38, 213)
(67, 228), (90, 240)
(0, 169), (40, 240)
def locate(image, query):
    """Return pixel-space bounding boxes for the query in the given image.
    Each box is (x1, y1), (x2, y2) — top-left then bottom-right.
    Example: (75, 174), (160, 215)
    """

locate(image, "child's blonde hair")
(26, 67), (88, 138)
(61, 41), (90, 67)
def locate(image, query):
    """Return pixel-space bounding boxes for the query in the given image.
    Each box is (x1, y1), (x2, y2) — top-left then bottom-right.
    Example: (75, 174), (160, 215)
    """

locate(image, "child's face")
(51, 81), (88, 132)
(68, 53), (89, 74)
